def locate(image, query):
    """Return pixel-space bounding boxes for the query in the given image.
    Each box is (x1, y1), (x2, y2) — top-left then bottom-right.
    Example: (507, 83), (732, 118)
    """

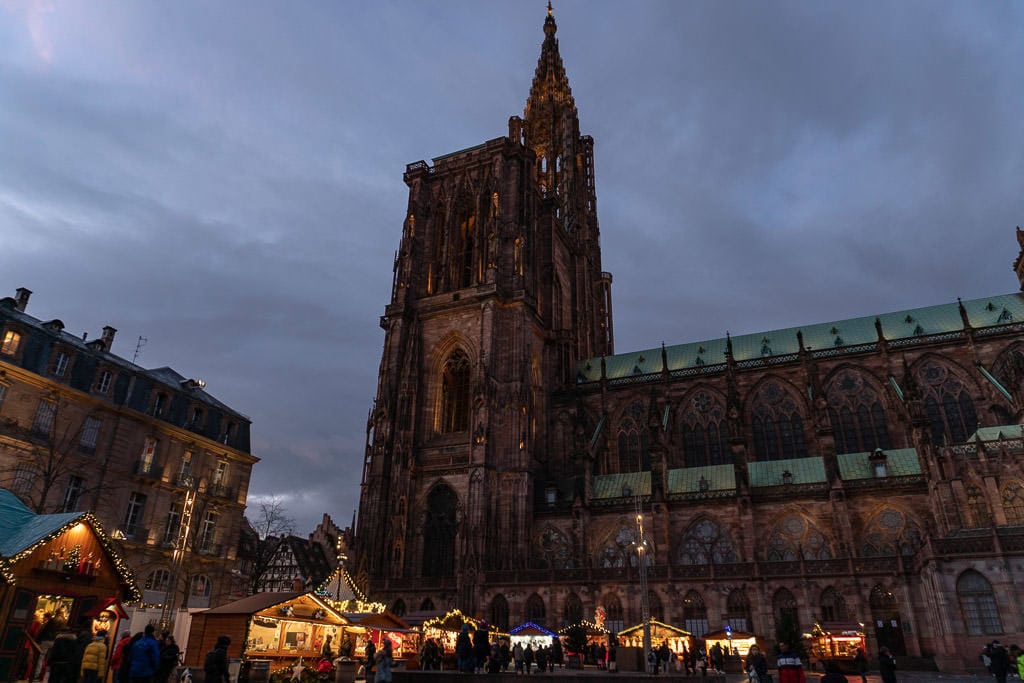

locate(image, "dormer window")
(1, 330), (21, 355)
(51, 351), (70, 378)
(781, 470), (794, 485)
(151, 392), (168, 418)
(870, 448), (888, 478)
(188, 407), (205, 430)
(220, 421), (235, 445)
(94, 369), (113, 394)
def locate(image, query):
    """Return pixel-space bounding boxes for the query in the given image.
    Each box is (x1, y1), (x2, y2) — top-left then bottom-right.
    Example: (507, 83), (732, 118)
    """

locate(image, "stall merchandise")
(617, 619), (692, 653)
(185, 591), (351, 677)
(703, 629), (759, 659)
(805, 622), (866, 668)
(0, 489), (140, 682)
(509, 622), (557, 652)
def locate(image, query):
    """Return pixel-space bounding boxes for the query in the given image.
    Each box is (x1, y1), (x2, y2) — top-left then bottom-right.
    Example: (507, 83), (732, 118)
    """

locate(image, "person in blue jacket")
(129, 625), (161, 683)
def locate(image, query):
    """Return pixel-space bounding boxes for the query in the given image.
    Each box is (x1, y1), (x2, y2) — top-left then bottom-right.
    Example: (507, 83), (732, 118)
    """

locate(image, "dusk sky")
(1, 1), (1022, 534)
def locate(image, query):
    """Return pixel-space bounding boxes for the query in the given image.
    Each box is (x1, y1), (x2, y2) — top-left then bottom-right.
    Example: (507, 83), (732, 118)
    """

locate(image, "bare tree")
(0, 392), (108, 513)
(245, 496), (295, 594)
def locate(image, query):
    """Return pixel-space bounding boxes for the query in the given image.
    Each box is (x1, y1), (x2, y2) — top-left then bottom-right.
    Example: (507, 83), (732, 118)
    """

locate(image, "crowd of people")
(40, 623), (190, 683)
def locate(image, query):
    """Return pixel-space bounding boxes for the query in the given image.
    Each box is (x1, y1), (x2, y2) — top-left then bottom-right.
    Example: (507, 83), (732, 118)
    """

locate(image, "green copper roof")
(577, 292), (1024, 383)
(968, 424), (1024, 442)
(836, 448), (921, 480)
(748, 457), (826, 487)
(667, 464), (736, 494)
(592, 471), (650, 499)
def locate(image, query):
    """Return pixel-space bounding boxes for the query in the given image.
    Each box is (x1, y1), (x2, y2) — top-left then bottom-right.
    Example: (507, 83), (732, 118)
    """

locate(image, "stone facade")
(354, 9), (1024, 671)
(0, 288), (257, 612)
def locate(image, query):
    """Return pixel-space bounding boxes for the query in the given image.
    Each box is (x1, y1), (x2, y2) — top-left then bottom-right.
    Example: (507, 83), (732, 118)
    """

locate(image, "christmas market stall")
(703, 628), (760, 659)
(184, 591), (349, 682)
(317, 568), (417, 662)
(804, 622), (866, 673)
(0, 489), (141, 682)
(558, 621), (611, 666)
(419, 609), (486, 654)
(509, 622), (557, 651)
(617, 619), (691, 654)
(558, 620), (611, 650)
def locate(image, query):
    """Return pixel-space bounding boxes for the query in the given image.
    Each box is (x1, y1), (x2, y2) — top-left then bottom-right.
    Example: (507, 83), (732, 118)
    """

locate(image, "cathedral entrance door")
(869, 585), (906, 656)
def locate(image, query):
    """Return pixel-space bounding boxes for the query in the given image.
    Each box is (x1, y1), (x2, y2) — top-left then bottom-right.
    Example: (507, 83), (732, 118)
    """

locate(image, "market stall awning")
(704, 629), (756, 641)
(204, 591), (349, 625)
(618, 619), (691, 639)
(510, 622), (556, 637)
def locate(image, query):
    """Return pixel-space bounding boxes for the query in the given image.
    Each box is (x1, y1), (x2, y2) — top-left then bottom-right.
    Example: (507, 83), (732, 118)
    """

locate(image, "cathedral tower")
(355, 7), (612, 609)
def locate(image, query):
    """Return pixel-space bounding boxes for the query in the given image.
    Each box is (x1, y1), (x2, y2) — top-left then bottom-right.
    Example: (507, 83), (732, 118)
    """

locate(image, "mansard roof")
(577, 292), (1024, 383)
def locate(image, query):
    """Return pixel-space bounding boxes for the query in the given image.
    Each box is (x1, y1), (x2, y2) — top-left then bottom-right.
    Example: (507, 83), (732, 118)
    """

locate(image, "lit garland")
(617, 618), (690, 637)
(315, 568), (385, 614)
(557, 620), (610, 635)
(421, 608), (481, 632)
(0, 511), (142, 602)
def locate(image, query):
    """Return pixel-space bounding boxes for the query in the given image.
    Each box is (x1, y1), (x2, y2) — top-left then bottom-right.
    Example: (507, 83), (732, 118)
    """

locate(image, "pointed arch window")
(675, 517), (738, 565)
(820, 587), (848, 622)
(422, 485), (457, 577)
(647, 590), (664, 623)
(391, 599), (406, 617)
(459, 215), (477, 288)
(439, 350), (471, 433)
(750, 382), (808, 461)
(726, 590), (752, 632)
(420, 598), (435, 611)
(957, 570), (1002, 635)
(826, 370), (891, 454)
(525, 593), (546, 627)
(490, 594), (510, 632)
(599, 527), (652, 568)
(861, 508), (923, 557)
(773, 588), (799, 634)
(680, 391), (730, 467)
(966, 485), (992, 528)
(617, 402), (650, 472)
(602, 593), (624, 634)
(1002, 482), (1024, 525)
(682, 591), (708, 636)
(563, 593), (584, 628)
(766, 514), (833, 561)
(917, 361), (978, 445)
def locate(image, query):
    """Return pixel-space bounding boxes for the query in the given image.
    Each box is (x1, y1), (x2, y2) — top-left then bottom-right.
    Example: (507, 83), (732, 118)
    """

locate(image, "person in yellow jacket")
(81, 630), (109, 683)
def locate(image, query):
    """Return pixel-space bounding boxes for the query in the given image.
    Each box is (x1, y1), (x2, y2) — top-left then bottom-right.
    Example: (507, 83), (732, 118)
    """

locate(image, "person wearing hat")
(81, 631), (109, 683)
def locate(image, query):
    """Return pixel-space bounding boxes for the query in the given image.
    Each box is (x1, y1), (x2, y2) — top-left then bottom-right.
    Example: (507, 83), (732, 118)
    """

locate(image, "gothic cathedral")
(355, 8), (1024, 671)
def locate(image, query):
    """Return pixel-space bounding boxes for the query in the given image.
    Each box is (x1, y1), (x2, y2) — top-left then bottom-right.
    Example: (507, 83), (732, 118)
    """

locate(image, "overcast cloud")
(1, 1), (1022, 533)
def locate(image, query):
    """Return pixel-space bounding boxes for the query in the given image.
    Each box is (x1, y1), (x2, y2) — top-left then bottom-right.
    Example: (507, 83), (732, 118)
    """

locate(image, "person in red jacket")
(775, 641), (806, 683)
(111, 632), (133, 683)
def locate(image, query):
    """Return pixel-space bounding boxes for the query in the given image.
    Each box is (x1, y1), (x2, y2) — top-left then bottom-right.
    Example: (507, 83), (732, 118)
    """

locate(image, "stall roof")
(0, 489), (140, 599)
(202, 592), (302, 615)
(510, 622), (556, 637)
(558, 621), (610, 635)
(618, 619), (691, 638)
(703, 629), (756, 641)
(344, 612), (413, 631)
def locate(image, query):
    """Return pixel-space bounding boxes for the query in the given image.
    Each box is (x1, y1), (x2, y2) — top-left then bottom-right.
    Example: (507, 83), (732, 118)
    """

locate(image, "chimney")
(101, 326), (117, 349)
(14, 288), (31, 312)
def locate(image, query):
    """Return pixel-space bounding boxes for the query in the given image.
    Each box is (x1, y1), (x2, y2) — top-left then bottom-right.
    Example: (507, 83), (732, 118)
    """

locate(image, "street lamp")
(633, 497), (651, 670)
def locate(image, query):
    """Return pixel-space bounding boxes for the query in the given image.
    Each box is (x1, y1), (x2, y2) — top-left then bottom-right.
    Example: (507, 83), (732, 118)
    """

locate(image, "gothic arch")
(957, 570), (1002, 635)
(726, 589), (752, 632)
(676, 386), (731, 467)
(391, 599), (406, 617)
(990, 341), (1024, 403)
(525, 593), (546, 626)
(490, 594), (510, 632)
(563, 592), (584, 627)
(772, 587), (799, 633)
(438, 349), (472, 434)
(823, 366), (892, 454)
(674, 515), (739, 565)
(596, 523), (654, 568)
(765, 511), (833, 560)
(965, 482), (992, 527)
(615, 400), (650, 472)
(747, 377), (809, 461)
(911, 355), (980, 446)
(682, 590), (708, 636)
(647, 590), (664, 622)
(819, 586), (848, 622)
(1002, 481), (1024, 524)
(535, 525), (573, 569)
(860, 506), (924, 557)
(422, 483), (458, 577)
(601, 592), (624, 633)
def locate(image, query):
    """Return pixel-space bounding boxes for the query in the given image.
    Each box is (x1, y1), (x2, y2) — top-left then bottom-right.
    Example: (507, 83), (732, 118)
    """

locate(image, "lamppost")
(633, 496), (651, 671)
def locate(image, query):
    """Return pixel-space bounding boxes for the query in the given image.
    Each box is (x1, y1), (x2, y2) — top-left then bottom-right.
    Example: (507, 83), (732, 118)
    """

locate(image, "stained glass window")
(675, 518), (738, 564)
(826, 370), (891, 454)
(751, 382), (808, 461)
(916, 362), (978, 445)
(766, 514), (833, 560)
(680, 391), (731, 467)
(957, 571), (1002, 635)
